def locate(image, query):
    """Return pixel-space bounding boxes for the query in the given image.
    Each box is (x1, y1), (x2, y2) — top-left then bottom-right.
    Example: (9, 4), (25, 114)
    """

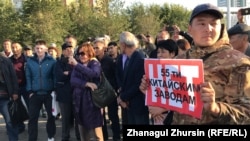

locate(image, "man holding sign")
(140, 3), (250, 124)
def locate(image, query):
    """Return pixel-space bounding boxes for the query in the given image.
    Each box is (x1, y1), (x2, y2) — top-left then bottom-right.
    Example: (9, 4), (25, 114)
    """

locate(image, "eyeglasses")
(77, 52), (85, 56)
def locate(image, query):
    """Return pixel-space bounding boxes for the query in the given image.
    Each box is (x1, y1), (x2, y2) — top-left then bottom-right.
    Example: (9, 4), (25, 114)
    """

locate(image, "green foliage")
(21, 0), (71, 46)
(0, 0), (191, 50)
(160, 4), (191, 31)
(0, 2), (20, 46)
(125, 2), (190, 38)
(68, 0), (129, 43)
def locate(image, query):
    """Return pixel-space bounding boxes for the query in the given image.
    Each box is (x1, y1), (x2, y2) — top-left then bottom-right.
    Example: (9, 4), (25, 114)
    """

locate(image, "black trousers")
(59, 102), (72, 140)
(28, 94), (56, 141)
(102, 99), (121, 140)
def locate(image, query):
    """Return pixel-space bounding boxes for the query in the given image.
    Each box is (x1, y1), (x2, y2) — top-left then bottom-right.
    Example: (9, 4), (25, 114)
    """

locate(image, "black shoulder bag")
(91, 72), (117, 108)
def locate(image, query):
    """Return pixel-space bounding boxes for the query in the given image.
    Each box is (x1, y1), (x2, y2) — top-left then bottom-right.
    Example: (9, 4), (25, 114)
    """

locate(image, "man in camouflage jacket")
(173, 3), (250, 124)
(140, 3), (250, 125)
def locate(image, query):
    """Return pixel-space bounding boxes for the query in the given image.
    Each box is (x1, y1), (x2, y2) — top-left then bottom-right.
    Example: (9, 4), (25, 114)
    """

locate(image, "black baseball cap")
(227, 23), (250, 36)
(24, 46), (32, 50)
(189, 3), (223, 23)
(61, 43), (72, 50)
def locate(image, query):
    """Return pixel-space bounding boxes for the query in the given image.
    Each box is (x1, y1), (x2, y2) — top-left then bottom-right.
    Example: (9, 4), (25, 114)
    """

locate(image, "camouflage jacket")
(173, 25), (250, 125)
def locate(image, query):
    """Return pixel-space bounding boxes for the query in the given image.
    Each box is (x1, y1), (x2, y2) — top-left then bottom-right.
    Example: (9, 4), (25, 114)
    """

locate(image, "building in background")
(217, 0), (250, 28)
(218, 0), (250, 7)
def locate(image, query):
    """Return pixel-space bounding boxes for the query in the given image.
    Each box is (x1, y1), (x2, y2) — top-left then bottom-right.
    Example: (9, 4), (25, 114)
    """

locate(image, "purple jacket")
(70, 59), (103, 129)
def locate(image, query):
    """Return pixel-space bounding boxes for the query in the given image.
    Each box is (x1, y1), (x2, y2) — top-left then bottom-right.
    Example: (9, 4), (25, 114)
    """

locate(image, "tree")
(160, 3), (191, 31)
(68, 0), (130, 43)
(21, 0), (72, 45)
(0, 1), (21, 48)
(67, 1), (96, 43)
(125, 3), (162, 37)
(0, 0), (192, 49)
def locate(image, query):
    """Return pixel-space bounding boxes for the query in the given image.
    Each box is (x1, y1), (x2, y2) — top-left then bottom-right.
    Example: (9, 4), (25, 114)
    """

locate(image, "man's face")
(229, 34), (245, 51)
(108, 45), (117, 56)
(93, 41), (105, 57)
(171, 31), (183, 41)
(35, 44), (47, 58)
(11, 43), (22, 56)
(24, 50), (33, 57)
(48, 49), (58, 59)
(63, 47), (74, 57)
(3, 41), (12, 53)
(188, 13), (221, 47)
(157, 31), (169, 43)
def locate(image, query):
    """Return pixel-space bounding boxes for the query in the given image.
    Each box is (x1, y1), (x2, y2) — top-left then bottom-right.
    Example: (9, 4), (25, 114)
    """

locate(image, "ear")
(243, 34), (249, 41)
(170, 52), (176, 58)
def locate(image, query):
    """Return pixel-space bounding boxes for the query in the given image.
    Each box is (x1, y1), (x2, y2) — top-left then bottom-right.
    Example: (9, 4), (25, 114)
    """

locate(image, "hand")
(237, 9), (244, 23)
(86, 82), (97, 91)
(119, 101), (128, 109)
(117, 96), (128, 108)
(200, 82), (220, 117)
(12, 94), (18, 101)
(139, 75), (148, 94)
(68, 56), (77, 66)
(148, 106), (168, 117)
(140, 34), (148, 43)
(172, 25), (181, 33)
(172, 25), (182, 41)
(153, 114), (165, 122)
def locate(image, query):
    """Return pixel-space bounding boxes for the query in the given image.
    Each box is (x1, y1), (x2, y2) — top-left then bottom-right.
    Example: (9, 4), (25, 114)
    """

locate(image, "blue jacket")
(25, 53), (56, 95)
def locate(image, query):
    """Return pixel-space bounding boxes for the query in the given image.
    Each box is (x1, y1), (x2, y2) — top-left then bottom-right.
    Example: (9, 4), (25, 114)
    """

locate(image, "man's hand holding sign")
(143, 58), (205, 119)
(200, 82), (220, 118)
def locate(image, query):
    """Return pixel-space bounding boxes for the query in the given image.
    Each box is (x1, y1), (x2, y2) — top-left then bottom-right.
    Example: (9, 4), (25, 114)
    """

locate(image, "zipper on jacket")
(39, 63), (43, 90)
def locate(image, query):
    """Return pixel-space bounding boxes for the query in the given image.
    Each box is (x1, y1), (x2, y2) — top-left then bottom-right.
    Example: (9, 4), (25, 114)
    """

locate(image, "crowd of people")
(0, 2), (250, 141)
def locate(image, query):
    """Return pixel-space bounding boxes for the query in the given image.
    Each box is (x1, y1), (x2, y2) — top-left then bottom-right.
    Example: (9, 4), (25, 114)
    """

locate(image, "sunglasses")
(77, 52), (85, 56)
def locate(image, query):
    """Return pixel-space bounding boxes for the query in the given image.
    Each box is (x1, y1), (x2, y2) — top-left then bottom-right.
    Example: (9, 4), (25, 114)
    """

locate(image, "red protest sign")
(144, 59), (204, 119)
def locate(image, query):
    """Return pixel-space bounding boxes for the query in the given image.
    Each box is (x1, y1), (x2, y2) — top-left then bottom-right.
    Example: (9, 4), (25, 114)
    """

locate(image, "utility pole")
(227, 0), (231, 29)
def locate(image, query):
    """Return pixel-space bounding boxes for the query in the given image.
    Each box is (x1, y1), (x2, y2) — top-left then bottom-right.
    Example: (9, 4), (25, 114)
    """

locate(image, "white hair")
(93, 37), (105, 44)
(119, 31), (139, 48)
